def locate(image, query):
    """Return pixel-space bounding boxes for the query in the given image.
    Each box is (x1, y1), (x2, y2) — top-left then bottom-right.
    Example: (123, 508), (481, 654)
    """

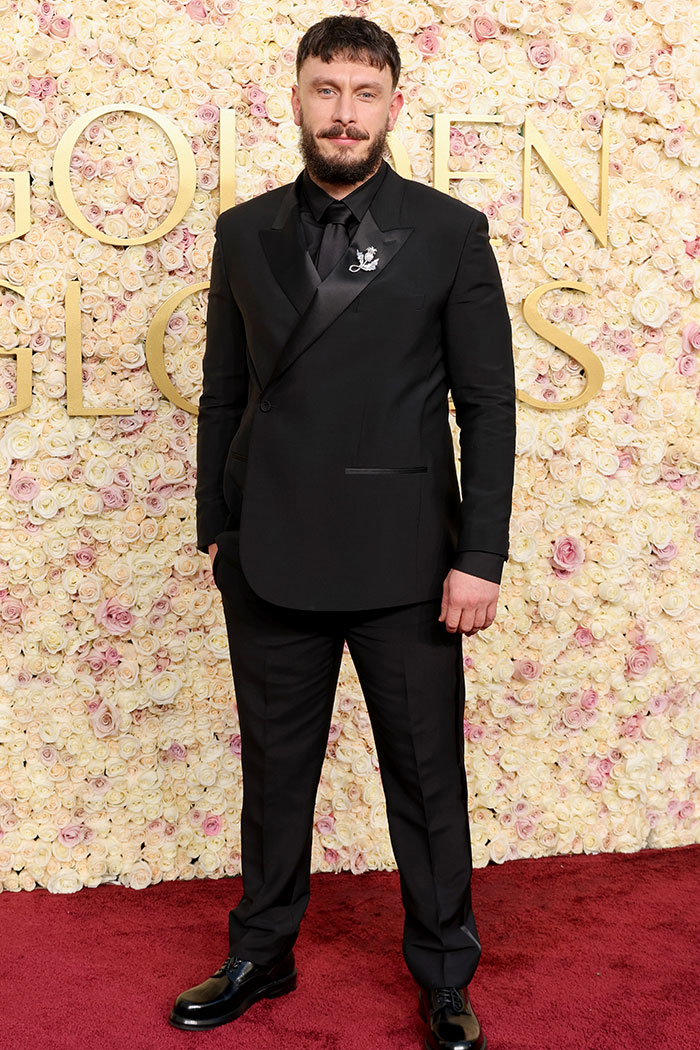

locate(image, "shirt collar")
(299, 159), (388, 223)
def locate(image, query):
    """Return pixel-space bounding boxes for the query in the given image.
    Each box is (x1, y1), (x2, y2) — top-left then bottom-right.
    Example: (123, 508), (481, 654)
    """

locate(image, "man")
(170, 14), (515, 1050)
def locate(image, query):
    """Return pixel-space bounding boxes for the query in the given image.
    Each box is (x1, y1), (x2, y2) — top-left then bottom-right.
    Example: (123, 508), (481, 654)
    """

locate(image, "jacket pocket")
(344, 466), (428, 474)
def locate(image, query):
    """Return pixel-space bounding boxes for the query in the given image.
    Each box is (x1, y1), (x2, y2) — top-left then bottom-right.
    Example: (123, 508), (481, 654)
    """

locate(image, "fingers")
(444, 597), (498, 635)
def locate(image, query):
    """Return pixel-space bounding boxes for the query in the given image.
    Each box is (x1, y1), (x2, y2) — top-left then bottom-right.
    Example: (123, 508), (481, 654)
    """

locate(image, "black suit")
(195, 158), (516, 989)
(196, 159), (515, 608)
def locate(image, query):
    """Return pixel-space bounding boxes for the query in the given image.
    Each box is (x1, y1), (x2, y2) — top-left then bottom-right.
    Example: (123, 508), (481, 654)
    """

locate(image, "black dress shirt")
(296, 160), (504, 588)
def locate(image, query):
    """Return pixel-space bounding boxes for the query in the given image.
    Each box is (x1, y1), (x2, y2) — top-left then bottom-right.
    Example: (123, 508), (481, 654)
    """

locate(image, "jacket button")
(259, 398), (272, 412)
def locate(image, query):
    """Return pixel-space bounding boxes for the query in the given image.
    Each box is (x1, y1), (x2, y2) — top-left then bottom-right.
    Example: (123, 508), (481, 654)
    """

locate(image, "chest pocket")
(352, 293), (425, 312)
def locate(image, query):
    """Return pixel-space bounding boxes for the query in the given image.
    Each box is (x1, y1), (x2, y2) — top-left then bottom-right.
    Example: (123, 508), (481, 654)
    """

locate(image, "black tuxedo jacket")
(195, 162), (516, 611)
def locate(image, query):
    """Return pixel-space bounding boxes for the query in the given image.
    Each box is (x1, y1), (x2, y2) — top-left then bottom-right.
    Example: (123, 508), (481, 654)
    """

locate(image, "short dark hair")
(296, 15), (401, 92)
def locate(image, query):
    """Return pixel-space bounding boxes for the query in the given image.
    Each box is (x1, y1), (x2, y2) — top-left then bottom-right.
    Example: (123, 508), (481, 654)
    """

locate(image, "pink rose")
(527, 38), (561, 71)
(196, 104), (218, 123)
(574, 625), (594, 647)
(9, 473), (39, 501)
(681, 320), (700, 353)
(580, 688), (599, 710)
(100, 486), (130, 509)
(315, 815), (336, 835)
(651, 542), (677, 562)
(58, 824), (87, 847)
(40, 746), (58, 765)
(471, 14), (498, 41)
(515, 818), (535, 839)
(48, 16), (72, 38)
(229, 734), (242, 756)
(683, 238), (700, 259)
(562, 705), (583, 729)
(664, 132), (684, 159)
(416, 30), (440, 56)
(91, 700), (120, 738)
(202, 814), (222, 836)
(350, 848), (367, 874)
(168, 741), (187, 761)
(648, 693), (669, 715)
(185, 0), (208, 21)
(586, 771), (606, 791)
(552, 535), (584, 573)
(324, 849), (339, 865)
(512, 658), (541, 680)
(1, 597), (23, 623)
(610, 34), (635, 61)
(95, 596), (133, 635)
(625, 643), (657, 678)
(244, 84), (266, 104)
(677, 354), (698, 376)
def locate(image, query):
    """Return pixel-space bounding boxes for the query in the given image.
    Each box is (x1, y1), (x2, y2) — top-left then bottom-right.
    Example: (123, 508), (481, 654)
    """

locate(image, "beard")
(298, 108), (390, 186)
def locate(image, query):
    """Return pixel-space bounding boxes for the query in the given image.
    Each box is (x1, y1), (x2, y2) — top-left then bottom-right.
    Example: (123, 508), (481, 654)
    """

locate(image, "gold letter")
(0, 280), (31, 417)
(145, 282), (209, 413)
(65, 280), (136, 415)
(219, 108), (236, 214)
(386, 130), (412, 179)
(523, 112), (609, 248)
(53, 105), (197, 246)
(520, 280), (604, 409)
(433, 112), (504, 194)
(0, 173), (30, 244)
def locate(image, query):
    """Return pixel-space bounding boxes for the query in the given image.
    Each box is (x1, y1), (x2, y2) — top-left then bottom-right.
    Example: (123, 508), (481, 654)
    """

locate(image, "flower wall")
(0, 0), (699, 894)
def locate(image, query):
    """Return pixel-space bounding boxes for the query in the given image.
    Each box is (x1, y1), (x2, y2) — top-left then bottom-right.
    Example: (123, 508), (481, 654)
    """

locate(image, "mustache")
(318, 126), (369, 140)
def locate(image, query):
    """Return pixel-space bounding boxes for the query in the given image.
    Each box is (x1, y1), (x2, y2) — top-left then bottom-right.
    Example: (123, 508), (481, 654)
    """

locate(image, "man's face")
(291, 53), (403, 186)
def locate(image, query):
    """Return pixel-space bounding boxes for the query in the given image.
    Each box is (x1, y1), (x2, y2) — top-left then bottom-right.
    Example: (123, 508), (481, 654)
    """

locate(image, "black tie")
(316, 200), (354, 280)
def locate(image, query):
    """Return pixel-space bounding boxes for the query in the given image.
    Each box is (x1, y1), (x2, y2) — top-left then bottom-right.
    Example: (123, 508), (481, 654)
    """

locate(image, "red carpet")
(3, 843), (698, 1050)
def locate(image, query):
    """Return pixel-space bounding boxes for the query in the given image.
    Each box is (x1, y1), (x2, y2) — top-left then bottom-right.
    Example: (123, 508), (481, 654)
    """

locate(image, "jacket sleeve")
(451, 550), (504, 585)
(442, 209), (516, 567)
(195, 214), (250, 553)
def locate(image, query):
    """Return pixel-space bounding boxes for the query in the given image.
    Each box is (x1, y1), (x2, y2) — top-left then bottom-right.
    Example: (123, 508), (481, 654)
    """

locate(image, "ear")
(388, 90), (404, 130)
(291, 84), (301, 125)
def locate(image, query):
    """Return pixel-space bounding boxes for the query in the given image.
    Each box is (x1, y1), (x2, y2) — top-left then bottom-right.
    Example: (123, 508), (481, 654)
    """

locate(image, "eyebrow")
(309, 76), (384, 90)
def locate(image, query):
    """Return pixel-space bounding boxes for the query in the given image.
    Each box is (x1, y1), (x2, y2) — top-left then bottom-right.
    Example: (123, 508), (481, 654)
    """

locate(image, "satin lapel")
(261, 168), (414, 392)
(259, 173), (320, 317)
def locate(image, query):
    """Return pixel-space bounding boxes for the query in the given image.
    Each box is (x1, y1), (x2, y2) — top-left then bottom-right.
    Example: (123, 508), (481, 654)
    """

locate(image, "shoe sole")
(168, 969), (297, 1030)
(424, 1038), (487, 1050)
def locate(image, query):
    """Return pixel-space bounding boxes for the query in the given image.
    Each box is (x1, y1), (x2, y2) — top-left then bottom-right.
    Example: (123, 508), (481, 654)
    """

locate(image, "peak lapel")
(261, 165), (414, 393)
(259, 173), (320, 317)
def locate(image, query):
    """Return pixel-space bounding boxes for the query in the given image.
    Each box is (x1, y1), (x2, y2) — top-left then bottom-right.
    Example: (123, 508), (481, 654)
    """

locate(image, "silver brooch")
(349, 246), (379, 272)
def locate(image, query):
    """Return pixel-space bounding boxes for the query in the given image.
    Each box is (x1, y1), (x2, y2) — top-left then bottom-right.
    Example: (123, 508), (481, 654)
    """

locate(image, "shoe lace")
(213, 954), (241, 977)
(434, 986), (465, 1014)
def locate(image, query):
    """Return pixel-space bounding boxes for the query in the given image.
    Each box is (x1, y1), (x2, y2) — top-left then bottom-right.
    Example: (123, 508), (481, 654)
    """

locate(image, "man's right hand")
(208, 542), (218, 568)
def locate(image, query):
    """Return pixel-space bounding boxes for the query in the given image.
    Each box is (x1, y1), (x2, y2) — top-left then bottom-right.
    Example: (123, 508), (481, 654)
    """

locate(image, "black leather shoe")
(418, 985), (487, 1050)
(169, 951), (297, 1030)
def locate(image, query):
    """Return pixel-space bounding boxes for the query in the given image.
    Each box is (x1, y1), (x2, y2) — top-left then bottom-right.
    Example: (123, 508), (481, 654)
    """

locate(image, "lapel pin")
(349, 246), (379, 272)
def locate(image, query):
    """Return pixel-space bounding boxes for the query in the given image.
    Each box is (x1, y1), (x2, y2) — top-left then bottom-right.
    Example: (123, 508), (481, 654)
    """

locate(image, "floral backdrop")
(0, 0), (699, 894)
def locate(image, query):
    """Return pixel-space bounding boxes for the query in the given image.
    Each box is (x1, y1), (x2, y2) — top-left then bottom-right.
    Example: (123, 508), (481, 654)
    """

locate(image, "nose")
(331, 89), (359, 127)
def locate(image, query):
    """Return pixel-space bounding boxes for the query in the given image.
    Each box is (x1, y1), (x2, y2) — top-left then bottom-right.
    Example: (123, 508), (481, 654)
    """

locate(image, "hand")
(439, 567), (499, 635)
(208, 542), (218, 568)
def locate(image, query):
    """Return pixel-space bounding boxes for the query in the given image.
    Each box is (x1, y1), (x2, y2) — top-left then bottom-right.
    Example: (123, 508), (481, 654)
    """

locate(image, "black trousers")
(213, 530), (482, 989)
